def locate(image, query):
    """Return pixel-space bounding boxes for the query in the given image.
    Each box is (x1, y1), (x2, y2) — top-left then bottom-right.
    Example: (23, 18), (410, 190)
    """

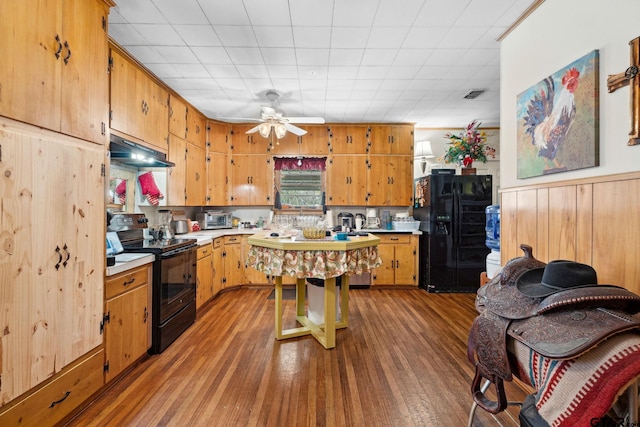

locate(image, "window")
(274, 157), (326, 211)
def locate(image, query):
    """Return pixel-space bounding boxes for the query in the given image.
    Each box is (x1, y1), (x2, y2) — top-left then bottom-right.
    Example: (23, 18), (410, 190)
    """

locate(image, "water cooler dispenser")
(485, 205), (500, 279)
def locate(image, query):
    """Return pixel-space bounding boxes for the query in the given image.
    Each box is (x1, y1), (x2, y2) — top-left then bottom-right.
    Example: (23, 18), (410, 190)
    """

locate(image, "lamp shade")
(258, 123), (271, 138)
(415, 140), (434, 158)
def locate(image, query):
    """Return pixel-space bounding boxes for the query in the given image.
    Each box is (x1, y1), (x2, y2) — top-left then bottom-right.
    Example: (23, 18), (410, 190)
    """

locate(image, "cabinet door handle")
(62, 243), (70, 268)
(55, 245), (62, 270)
(396, 260), (399, 268)
(143, 307), (148, 323)
(123, 277), (135, 286)
(63, 41), (71, 64)
(50, 391), (71, 408)
(54, 35), (63, 59)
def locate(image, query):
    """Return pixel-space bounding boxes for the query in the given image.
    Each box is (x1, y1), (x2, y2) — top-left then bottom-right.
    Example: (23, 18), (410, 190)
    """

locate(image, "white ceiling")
(108, 0), (536, 128)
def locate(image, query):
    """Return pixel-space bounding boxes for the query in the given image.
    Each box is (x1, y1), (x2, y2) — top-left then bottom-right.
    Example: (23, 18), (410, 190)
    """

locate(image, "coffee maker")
(365, 208), (380, 229)
(157, 209), (174, 239)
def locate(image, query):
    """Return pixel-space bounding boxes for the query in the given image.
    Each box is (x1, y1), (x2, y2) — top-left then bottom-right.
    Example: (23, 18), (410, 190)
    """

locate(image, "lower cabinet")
(372, 234), (418, 286)
(104, 264), (151, 384)
(0, 348), (104, 427)
(212, 237), (224, 296)
(196, 242), (214, 309)
(223, 235), (244, 287)
(243, 235), (269, 285)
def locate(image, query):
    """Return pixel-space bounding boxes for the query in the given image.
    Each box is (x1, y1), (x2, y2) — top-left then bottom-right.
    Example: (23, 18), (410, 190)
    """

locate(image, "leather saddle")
(467, 244), (640, 414)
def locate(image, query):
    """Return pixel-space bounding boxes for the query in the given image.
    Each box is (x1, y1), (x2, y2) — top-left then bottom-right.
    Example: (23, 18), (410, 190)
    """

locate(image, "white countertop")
(106, 253), (155, 277)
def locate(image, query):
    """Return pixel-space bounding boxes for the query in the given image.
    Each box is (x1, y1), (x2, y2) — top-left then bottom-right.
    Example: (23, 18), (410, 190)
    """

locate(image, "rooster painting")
(517, 50), (599, 179)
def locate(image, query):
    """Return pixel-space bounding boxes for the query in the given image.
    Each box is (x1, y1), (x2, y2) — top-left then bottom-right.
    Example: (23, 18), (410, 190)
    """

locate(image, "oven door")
(158, 245), (196, 323)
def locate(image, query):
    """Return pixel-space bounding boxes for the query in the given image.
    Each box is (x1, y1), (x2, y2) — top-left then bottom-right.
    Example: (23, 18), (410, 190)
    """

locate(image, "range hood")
(109, 135), (175, 168)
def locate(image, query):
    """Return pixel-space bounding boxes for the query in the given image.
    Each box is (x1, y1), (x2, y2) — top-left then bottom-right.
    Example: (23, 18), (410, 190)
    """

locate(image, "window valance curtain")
(274, 157), (327, 171)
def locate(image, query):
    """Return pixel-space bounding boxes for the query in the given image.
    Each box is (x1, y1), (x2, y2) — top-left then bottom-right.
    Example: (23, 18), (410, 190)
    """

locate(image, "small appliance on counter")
(158, 209), (174, 239)
(337, 212), (354, 230)
(196, 211), (232, 229)
(171, 210), (189, 235)
(365, 208), (380, 229)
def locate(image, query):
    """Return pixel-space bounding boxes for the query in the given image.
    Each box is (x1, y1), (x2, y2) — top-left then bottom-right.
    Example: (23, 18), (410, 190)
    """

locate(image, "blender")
(157, 209), (174, 239)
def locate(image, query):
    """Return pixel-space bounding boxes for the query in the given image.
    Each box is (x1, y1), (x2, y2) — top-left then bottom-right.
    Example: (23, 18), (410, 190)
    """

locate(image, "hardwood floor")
(66, 288), (527, 427)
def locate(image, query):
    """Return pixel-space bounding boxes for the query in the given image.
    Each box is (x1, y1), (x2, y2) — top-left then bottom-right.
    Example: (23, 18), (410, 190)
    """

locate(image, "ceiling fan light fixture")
(274, 123), (286, 139)
(258, 123), (271, 138)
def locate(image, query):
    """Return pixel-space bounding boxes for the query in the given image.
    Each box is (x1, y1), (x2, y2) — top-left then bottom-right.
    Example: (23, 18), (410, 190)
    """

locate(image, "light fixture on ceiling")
(274, 123), (286, 139)
(463, 89), (485, 100)
(415, 140), (435, 174)
(258, 123), (271, 138)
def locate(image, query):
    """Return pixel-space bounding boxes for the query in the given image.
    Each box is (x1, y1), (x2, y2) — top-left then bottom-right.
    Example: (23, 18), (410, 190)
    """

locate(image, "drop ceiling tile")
(362, 49), (397, 66)
(163, 78), (219, 90)
(134, 24), (184, 45)
(174, 25), (221, 46)
(352, 79), (383, 91)
(108, 9), (125, 24)
(379, 79), (410, 91)
(199, 0), (250, 25)
(113, 0), (166, 24)
(295, 49), (330, 66)
(373, 0), (426, 26)
(215, 26), (259, 47)
(267, 65), (299, 79)
(329, 49), (364, 67)
(332, 0), (379, 27)
(172, 63), (211, 78)
(261, 48), (296, 65)
(290, 1), (334, 26)
(367, 27), (410, 49)
(145, 63), (180, 79)
(397, 90), (429, 100)
(204, 64), (240, 78)
(444, 65), (480, 80)
(269, 79), (301, 93)
(160, 46), (200, 63)
(357, 66), (389, 79)
(243, 0), (292, 26)
(402, 27), (449, 49)
(302, 91), (328, 101)
(298, 66), (328, 79)
(236, 64), (270, 79)
(213, 78), (249, 91)
(293, 27), (331, 48)
(151, 0), (208, 24)
(393, 49), (432, 67)
(330, 27), (370, 49)
(415, 65), (451, 79)
(226, 47), (264, 65)
(456, 49), (497, 66)
(108, 24), (148, 45)
(299, 79), (328, 91)
(438, 27), (490, 49)
(427, 48), (467, 66)
(192, 47), (233, 64)
(328, 66), (359, 79)
(122, 45), (165, 63)
(243, 78), (275, 92)
(326, 90), (351, 100)
(327, 79), (355, 91)
(386, 65), (421, 79)
(374, 91), (402, 101)
(414, 0), (468, 27)
(253, 27), (295, 48)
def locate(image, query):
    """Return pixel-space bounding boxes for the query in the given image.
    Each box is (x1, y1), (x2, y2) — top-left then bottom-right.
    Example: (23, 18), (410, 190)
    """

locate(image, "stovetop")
(122, 238), (197, 254)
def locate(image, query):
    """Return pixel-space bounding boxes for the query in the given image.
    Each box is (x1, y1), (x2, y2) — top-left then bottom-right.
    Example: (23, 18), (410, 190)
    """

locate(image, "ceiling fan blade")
(261, 106), (277, 117)
(245, 125), (262, 134)
(286, 116), (326, 124)
(284, 123), (308, 136)
(216, 117), (261, 123)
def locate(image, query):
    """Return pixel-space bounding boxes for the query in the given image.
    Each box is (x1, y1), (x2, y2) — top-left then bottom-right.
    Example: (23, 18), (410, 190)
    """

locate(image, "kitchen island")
(247, 233), (381, 349)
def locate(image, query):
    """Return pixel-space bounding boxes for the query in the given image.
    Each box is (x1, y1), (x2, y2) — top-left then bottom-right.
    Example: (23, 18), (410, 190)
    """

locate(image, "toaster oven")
(196, 212), (232, 229)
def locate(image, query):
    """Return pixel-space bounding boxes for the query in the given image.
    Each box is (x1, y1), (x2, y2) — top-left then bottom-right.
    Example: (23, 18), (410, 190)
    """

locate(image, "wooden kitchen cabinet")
(109, 46), (169, 152)
(0, 0), (110, 145)
(185, 142), (207, 206)
(223, 235), (244, 287)
(270, 125), (330, 156)
(243, 236), (268, 285)
(208, 121), (231, 154)
(329, 125), (368, 154)
(368, 125), (414, 155)
(207, 151), (229, 206)
(372, 234), (418, 286)
(212, 238), (224, 296)
(326, 155), (368, 206)
(104, 264), (151, 383)
(230, 154), (273, 205)
(230, 124), (269, 154)
(269, 132), (301, 156)
(367, 155), (414, 206)
(169, 94), (187, 138)
(186, 107), (206, 150)
(166, 134), (187, 205)
(196, 243), (214, 310)
(0, 118), (105, 406)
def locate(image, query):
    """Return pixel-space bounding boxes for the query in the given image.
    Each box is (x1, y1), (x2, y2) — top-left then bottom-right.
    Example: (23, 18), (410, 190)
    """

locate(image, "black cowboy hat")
(516, 260), (598, 298)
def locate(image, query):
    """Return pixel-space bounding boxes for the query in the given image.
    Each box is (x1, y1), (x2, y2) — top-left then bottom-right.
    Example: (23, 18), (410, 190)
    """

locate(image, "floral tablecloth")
(246, 245), (382, 280)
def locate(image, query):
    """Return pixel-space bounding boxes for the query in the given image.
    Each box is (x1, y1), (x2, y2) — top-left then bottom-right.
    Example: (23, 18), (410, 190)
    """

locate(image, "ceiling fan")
(228, 90), (325, 139)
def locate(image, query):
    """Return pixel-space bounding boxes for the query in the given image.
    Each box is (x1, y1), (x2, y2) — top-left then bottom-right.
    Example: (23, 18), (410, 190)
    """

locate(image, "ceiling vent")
(463, 90), (485, 99)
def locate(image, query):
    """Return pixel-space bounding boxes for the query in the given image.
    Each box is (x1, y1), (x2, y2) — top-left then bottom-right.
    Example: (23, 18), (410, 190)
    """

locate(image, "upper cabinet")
(329, 125), (368, 154)
(186, 107), (206, 150)
(368, 125), (414, 155)
(208, 121), (230, 154)
(109, 47), (169, 152)
(230, 124), (270, 154)
(0, 0), (111, 145)
(169, 94), (187, 139)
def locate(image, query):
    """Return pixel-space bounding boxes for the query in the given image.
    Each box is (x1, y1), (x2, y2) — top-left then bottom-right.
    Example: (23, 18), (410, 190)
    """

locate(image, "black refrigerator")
(414, 173), (492, 293)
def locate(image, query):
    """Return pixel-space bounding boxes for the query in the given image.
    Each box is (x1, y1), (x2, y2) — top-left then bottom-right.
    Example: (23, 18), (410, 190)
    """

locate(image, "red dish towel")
(115, 179), (127, 204)
(138, 171), (164, 205)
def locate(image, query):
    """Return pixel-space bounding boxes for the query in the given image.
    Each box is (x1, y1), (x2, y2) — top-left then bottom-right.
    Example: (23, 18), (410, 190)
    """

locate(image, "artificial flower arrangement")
(442, 120), (496, 167)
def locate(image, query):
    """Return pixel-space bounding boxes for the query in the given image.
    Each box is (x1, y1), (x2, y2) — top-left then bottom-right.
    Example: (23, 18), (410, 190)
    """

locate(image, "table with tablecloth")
(246, 233), (381, 349)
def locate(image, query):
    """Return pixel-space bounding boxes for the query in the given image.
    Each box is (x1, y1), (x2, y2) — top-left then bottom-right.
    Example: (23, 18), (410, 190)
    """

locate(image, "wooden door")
(243, 237), (268, 285)
(231, 125), (265, 154)
(388, 156), (414, 206)
(395, 242), (417, 285)
(144, 78), (169, 151)
(0, 119), (104, 402)
(300, 125), (330, 155)
(186, 107), (206, 150)
(109, 49), (138, 138)
(367, 156), (390, 206)
(169, 94), (187, 138)
(373, 244), (395, 285)
(196, 250), (213, 310)
(327, 155), (351, 205)
(390, 125), (414, 155)
(229, 155), (252, 205)
(104, 285), (148, 383)
(0, 0), (60, 131)
(368, 125), (392, 154)
(223, 238), (244, 287)
(250, 155), (273, 205)
(208, 121), (230, 153)
(212, 239), (224, 295)
(270, 132), (300, 155)
(349, 155), (368, 205)
(330, 125), (367, 154)
(185, 142), (207, 206)
(166, 134), (186, 205)
(230, 154), (272, 205)
(207, 152), (228, 206)
(61, 0), (109, 144)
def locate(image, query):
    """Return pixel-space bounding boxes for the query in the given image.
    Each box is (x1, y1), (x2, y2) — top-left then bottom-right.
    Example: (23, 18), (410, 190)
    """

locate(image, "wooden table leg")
(296, 278), (306, 317)
(336, 274), (349, 329)
(274, 275), (284, 340)
(322, 277), (337, 349)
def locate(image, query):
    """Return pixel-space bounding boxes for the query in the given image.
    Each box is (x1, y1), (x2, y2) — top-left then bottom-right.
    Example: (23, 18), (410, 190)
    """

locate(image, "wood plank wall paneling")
(500, 171), (640, 294)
